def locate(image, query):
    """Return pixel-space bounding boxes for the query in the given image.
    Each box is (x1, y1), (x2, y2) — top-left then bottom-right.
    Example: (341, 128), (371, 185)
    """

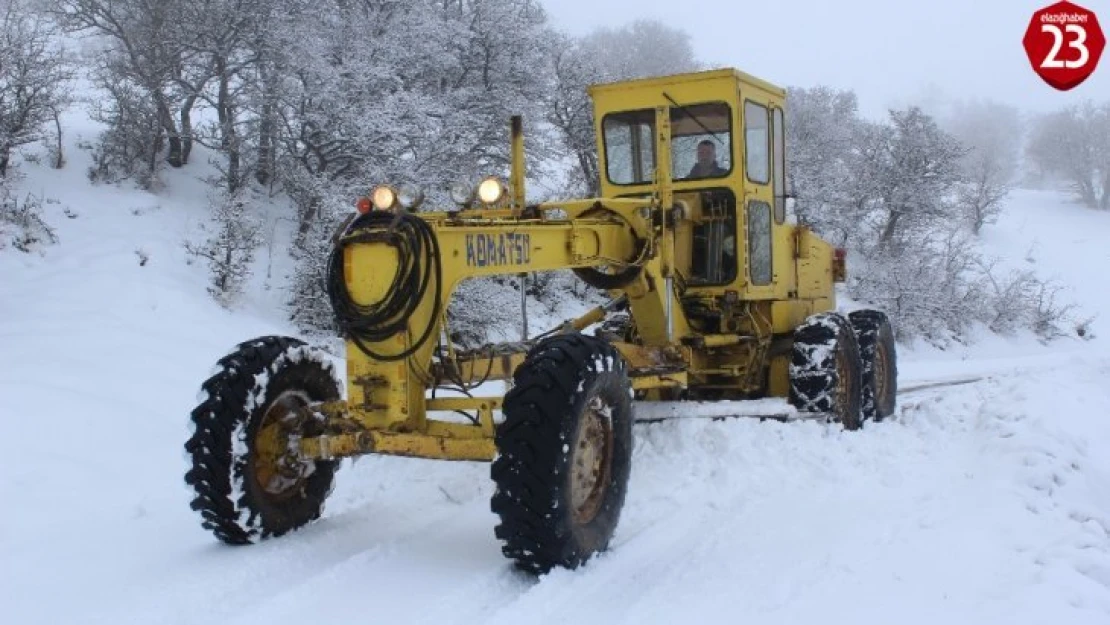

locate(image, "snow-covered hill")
(2, 121), (1110, 624)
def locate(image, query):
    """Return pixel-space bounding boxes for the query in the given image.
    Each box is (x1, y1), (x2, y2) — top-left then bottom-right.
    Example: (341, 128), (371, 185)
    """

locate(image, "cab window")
(671, 102), (732, 181)
(748, 200), (772, 285)
(772, 107), (786, 222)
(745, 101), (770, 184)
(686, 189), (737, 286)
(603, 109), (655, 185)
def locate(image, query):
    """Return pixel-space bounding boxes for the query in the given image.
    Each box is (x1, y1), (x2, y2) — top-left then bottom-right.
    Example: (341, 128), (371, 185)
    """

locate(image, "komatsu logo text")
(465, 233), (531, 267)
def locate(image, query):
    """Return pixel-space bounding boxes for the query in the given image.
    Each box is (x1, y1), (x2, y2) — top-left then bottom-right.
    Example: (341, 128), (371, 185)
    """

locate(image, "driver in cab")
(686, 139), (727, 178)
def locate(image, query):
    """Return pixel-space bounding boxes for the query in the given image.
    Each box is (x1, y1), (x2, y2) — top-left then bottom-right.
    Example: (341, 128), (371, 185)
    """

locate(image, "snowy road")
(4, 346), (1110, 625)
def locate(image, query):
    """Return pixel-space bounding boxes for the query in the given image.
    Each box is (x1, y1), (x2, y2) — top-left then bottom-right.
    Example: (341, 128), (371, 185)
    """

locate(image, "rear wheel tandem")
(491, 334), (635, 574)
(848, 310), (898, 422)
(789, 312), (864, 430)
(184, 336), (341, 544)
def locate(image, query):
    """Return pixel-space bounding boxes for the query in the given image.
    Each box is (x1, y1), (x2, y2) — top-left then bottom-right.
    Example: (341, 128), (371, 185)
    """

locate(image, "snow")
(3, 114), (1110, 624)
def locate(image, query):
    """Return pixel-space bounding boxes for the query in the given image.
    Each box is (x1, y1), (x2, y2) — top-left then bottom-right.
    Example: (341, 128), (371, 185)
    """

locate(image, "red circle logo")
(1023, 1), (1105, 90)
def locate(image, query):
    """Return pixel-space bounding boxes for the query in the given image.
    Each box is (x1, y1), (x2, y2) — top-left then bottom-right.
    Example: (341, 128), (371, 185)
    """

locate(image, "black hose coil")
(325, 211), (442, 361)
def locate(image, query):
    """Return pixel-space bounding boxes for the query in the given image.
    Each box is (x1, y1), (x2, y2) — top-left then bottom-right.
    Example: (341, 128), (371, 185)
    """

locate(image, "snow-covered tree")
(170, 0), (271, 194)
(546, 20), (700, 196)
(279, 0), (566, 331)
(943, 100), (1022, 233)
(786, 95), (1068, 342)
(0, 180), (56, 252)
(0, 0), (72, 176)
(1026, 101), (1110, 209)
(86, 65), (164, 187)
(784, 86), (862, 244)
(855, 107), (966, 250)
(576, 20), (701, 82)
(186, 190), (263, 305)
(54, 0), (195, 185)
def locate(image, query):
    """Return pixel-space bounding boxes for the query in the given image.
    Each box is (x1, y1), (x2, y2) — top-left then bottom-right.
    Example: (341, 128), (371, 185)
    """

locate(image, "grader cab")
(184, 68), (897, 574)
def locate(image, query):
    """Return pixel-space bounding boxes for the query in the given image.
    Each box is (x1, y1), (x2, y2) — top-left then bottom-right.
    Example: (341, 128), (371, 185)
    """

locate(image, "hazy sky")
(541, 0), (1109, 118)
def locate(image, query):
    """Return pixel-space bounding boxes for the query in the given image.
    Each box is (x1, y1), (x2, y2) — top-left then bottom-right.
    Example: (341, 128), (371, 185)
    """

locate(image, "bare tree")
(546, 20), (700, 195)
(785, 95), (1068, 343)
(944, 100), (1022, 233)
(577, 20), (701, 81)
(0, 0), (72, 176)
(86, 65), (164, 188)
(784, 86), (862, 244)
(852, 107), (966, 250)
(546, 38), (604, 195)
(1027, 101), (1110, 209)
(185, 189), (263, 305)
(172, 0), (269, 194)
(53, 0), (192, 169)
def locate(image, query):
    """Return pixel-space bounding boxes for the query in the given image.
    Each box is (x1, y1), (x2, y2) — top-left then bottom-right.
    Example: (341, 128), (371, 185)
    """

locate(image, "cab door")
(740, 98), (775, 299)
(769, 104), (797, 300)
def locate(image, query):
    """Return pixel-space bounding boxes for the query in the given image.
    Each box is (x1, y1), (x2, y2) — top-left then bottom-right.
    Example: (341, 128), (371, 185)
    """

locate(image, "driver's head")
(697, 140), (716, 166)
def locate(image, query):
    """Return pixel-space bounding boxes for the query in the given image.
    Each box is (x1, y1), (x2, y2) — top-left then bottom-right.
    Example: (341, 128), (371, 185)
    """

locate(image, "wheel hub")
(570, 394), (614, 525)
(873, 342), (889, 404)
(254, 391), (315, 500)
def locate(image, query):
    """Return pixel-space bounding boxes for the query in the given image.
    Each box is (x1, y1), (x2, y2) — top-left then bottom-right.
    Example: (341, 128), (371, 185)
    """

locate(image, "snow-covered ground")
(2, 120), (1110, 624)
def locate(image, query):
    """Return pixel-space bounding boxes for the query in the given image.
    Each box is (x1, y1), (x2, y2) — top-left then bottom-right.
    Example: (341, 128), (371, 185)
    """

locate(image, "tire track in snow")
(968, 363), (1110, 617)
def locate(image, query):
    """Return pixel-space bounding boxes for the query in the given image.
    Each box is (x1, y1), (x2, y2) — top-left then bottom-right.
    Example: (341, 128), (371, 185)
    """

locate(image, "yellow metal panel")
(630, 372), (687, 390)
(769, 298), (835, 334)
(424, 420), (493, 440)
(770, 300), (811, 334)
(344, 244), (398, 306)
(341, 213), (652, 435)
(426, 397), (503, 412)
(796, 230), (835, 301)
(300, 430), (495, 462)
(768, 355), (790, 397)
(587, 68), (786, 100)
(371, 431), (495, 461)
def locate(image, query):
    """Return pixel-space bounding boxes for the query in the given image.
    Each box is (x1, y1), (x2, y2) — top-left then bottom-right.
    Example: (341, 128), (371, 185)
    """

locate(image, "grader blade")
(631, 375), (985, 424)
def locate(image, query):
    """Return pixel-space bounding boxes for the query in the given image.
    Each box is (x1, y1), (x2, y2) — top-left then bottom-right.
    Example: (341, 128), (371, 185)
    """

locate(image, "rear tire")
(184, 336), (341, 545)
(491, 334), (634, 574)
(849, 310), (897, 421)
(789, 312), (864, 430)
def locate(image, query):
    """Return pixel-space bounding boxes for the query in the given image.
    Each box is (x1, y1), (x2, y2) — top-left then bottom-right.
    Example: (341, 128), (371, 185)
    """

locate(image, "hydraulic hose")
(325, 211), (442, 362)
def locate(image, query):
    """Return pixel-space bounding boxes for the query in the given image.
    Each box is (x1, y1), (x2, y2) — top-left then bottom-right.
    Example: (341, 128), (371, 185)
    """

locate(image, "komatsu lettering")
(465, 233), (531, 267)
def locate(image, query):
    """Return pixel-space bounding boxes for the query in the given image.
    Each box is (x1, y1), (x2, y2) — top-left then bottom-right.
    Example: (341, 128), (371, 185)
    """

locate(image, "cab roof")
(586, 67), (786, 99)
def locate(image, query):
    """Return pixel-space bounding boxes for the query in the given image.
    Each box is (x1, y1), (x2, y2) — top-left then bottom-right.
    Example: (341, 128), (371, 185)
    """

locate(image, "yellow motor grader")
(184, 68), (897, 574)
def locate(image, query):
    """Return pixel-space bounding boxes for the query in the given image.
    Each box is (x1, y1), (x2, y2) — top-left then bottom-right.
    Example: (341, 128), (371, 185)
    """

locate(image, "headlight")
(476, 177), (506, 205)
(397, 183), (424, 211)
(370, 185), (396, 210)
(449, 181), (474, 205)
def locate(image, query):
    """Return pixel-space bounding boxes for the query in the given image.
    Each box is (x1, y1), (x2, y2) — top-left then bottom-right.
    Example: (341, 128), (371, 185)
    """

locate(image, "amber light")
(356, 196), (373, 214)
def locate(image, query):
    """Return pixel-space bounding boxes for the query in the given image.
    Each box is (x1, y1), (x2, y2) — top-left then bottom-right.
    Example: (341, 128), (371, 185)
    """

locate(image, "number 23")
(1041, 24), (1090, 69)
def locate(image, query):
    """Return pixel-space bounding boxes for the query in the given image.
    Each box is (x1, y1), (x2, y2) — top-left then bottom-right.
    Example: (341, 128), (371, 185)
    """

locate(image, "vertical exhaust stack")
(510, 115), (525, 211)
(511, 115), (527, 340)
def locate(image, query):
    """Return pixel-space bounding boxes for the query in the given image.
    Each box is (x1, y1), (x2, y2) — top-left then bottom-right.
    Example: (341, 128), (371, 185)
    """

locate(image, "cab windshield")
(602, 101), (732, 185)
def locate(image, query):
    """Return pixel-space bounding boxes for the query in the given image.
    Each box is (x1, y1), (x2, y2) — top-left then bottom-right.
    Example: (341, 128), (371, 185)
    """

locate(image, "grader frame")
(186, 68), (896, 574)
(296, 69), (841, 463)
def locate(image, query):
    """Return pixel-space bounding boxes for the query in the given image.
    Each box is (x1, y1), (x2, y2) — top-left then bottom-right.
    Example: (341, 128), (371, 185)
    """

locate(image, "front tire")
(789, 312), (864, 430)
(184, 336), (341, 544)
(491, 334), (634, 574)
